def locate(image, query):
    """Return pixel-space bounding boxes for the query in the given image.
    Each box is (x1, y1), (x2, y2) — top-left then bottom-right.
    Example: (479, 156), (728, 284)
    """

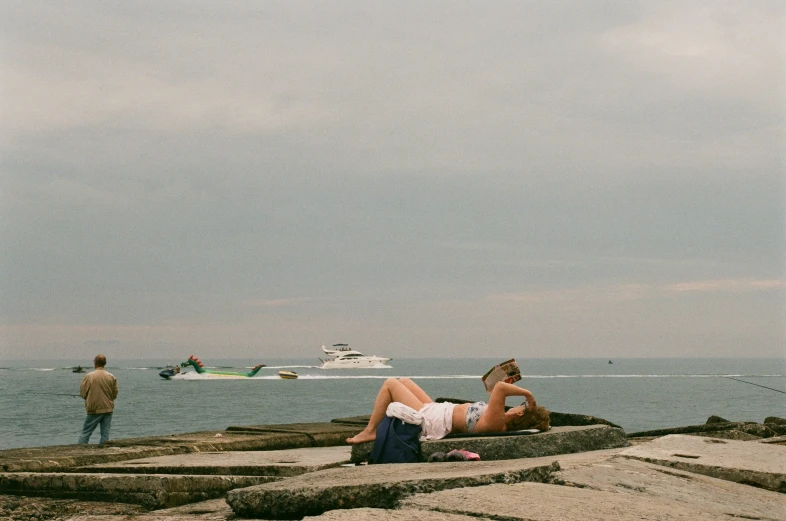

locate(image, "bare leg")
(346, 378), (425, 444)
(399, 377), (433, 404)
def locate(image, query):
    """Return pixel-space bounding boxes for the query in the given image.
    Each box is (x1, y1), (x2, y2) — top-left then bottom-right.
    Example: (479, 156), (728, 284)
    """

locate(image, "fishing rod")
(724, 376), (786, 395)
(30, 392), (81, 397)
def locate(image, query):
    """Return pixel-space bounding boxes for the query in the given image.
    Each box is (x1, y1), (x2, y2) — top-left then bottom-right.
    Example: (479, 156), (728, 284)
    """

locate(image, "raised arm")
(489, 382), (535, 409)
(474, 382), (536, 432)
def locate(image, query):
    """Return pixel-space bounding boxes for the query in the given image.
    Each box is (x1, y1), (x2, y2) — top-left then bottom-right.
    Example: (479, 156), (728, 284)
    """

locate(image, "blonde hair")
(506, 405), (550, 431)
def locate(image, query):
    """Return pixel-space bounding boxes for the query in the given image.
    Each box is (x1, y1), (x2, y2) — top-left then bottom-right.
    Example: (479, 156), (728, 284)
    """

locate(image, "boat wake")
(161, 372), (784, 381)
(263, 365), (322, 370)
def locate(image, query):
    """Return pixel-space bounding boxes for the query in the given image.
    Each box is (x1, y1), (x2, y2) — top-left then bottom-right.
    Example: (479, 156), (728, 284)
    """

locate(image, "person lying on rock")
(346, 377), (550, 444)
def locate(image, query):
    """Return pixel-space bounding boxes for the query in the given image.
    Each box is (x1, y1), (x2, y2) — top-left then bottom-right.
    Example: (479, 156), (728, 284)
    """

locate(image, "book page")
(481, 358), (521, 393)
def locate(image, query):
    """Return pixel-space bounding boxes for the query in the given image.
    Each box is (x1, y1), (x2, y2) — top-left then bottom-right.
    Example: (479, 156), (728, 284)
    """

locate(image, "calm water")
(0, 358), (783, 450)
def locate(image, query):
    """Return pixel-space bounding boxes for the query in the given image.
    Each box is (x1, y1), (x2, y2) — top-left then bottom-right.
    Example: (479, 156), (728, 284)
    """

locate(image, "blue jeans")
(78, 412), (113, 444)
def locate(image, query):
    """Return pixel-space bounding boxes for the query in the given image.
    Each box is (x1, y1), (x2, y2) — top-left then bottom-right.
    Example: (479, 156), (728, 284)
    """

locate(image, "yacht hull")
(320, 358), (391, 369)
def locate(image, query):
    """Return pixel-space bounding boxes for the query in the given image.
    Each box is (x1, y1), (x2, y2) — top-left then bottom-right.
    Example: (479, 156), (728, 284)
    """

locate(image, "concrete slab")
(350, 425), (629, 463)
(66, 504), (484, 521)
(551, 455), (786, 520)
(330, 416), (372, 426)
(0, 431), (318, 473)
(402, 480), (784, 521)
(302, 508), (485, 520)
(225, 422), (361, 448)
(226, 422), (358, 434)
(628, 421), (777, 439)
(80, 446), (352, 477)
(0, 472), (277, 510)
(226, 456), (559, 519)
(63, 499), (233, 520)
(620, 434), (786, 492)
(398, 449), (786, 521)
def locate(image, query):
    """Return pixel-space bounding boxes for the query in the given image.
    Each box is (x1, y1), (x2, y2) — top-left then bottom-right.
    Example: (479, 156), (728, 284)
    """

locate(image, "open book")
(481, 358), (521, 393)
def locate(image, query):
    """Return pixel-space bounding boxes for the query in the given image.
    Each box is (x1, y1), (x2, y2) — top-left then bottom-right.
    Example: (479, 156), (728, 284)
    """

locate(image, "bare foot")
(346, 431), (376, 444)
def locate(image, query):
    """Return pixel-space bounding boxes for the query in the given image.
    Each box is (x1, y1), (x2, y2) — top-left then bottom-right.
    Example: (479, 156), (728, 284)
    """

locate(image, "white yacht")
(319, 344), (392, 369)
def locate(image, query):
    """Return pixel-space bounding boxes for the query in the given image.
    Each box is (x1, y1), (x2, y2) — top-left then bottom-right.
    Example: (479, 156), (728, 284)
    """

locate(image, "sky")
(0, 1), (784, 360)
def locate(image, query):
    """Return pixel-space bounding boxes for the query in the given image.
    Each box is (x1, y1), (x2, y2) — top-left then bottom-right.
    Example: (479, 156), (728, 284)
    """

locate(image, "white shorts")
(418, 402), (457, 440)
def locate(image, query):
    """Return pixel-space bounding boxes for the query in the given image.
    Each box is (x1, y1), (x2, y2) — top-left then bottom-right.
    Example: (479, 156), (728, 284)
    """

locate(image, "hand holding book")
(481, 359), (521, 393)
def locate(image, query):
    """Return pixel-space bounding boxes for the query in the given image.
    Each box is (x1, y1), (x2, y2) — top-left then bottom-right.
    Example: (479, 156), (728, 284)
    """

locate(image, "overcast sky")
(1, 1), (783, 360)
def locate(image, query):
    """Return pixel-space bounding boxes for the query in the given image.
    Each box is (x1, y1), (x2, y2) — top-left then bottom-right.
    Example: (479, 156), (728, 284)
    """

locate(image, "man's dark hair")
(94, 354), (107, 368)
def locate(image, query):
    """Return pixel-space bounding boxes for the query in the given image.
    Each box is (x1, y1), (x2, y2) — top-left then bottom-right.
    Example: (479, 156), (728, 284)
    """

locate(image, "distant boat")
(278, 370), (298, 379)
(178, 355), (266, 378)
(608, 360), (613, 364)
(158, 366), (180, 379)
(72, 366), (84, 373)
(318, 344), (391, 369)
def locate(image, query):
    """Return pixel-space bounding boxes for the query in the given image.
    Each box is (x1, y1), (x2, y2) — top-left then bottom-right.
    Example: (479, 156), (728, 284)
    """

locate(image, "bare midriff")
(450, 402), (471, 434)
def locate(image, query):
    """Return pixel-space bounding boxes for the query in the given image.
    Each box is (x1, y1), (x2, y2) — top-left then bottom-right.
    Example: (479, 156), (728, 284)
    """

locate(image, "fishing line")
(30, 392), (81, 397)
(723, 376), (786, 395)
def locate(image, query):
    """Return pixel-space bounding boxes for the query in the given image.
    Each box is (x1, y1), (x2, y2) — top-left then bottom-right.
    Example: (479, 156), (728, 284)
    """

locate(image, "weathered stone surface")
(620, 434), (786, 492)
(761, 418), (786, 436)
(705, 415), (729, 424)
(684, 430), (762, 441)
(226, 457), (558, 519)
(757, 434), (786, 445)
(81, 447), (351, 477)
(106, 430), (308, 450)
(303, 508), (483, 520)
(549, 452), (786, 519)
(0, 472), (276, 510)
(426, 425), (628, 461)
(404, 461), (786, 521)
(0, 431), (322, 473)
(330, 416), (372, 426)
(0, 445), (187, 474)
(547, 412), (622, 429)
(628, 421), (777, 439)
(350, 425), (629, 464)
(62, 499), (233, 520)
(9, 436), (786, 521)
(225, 422), (359, 447)
(737, 423), (779, 437)
(0, 494), (144, 521)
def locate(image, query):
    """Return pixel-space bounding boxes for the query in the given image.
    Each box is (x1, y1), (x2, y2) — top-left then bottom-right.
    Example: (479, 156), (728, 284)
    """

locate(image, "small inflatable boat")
(278, 370), (298, 380)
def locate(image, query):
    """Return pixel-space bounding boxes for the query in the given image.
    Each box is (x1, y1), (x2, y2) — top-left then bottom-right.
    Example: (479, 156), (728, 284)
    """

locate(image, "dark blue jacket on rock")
(368, 416), (421, 464)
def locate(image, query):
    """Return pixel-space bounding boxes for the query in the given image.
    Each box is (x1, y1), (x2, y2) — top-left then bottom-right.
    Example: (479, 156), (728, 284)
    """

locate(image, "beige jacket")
(80, 367), (119, 414)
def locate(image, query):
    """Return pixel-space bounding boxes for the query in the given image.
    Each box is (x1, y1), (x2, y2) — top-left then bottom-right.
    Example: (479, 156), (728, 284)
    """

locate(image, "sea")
(0, 358), (784, 451)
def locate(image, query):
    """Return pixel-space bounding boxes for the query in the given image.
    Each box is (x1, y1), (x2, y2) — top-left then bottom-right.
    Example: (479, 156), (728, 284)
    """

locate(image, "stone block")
(621, 434), (786, 492)
(350, 425), (629, 464)
(226, 457), (558, 519)
(80, 447), (352, 477)
(628, 421), (778, 439)
(303, 508), (482, 520)
(0, 431), (314, 473)
(225, 422), (360, 447)
(0, 472), (276, 509)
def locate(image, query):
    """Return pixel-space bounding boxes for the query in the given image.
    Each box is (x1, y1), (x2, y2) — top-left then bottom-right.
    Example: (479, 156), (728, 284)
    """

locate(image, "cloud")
(0, 1), (783, 358)
(487, 278), (785, 304)
(664, 279), (786, 293)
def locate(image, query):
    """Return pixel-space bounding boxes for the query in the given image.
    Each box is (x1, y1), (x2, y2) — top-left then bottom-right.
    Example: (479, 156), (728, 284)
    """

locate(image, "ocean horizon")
(1, 357), (783, 451)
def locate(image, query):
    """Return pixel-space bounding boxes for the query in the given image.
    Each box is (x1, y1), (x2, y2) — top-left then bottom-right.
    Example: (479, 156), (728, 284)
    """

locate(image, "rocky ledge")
(0, 413), (782, 521)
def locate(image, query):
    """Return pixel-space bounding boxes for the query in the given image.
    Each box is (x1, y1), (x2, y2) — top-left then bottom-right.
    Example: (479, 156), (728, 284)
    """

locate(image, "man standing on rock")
(78, 354), (119, 445)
